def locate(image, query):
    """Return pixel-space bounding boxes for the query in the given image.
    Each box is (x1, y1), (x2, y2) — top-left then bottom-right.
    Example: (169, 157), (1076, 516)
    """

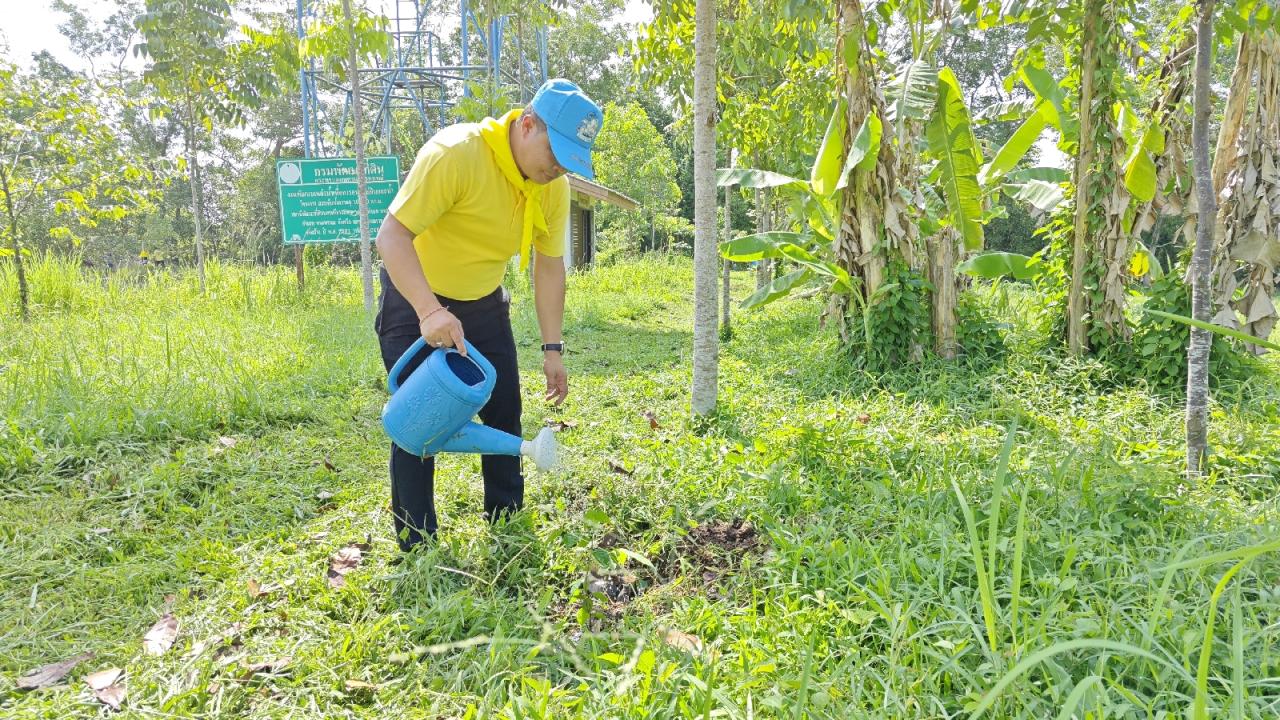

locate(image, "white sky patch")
(1, 0), (656, 69)
(1034, 131), (1069, 171)
(0, 0), (82, 69)
(621, 0), (653, 25)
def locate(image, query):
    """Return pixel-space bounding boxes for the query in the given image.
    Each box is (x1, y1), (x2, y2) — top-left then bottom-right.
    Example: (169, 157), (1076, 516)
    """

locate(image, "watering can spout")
(381, 338), (560, 472)
(439, 424), (559, 472)
(521, 427), (558, 471)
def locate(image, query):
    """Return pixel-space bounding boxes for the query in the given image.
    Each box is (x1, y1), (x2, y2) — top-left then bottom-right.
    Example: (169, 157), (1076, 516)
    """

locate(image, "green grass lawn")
(1, 255), (1278, 718)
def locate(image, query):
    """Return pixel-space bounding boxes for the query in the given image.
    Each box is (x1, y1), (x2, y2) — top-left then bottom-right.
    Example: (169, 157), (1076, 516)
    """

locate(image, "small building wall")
(563, 194), (596, 270)
(562, 176), (637, 270)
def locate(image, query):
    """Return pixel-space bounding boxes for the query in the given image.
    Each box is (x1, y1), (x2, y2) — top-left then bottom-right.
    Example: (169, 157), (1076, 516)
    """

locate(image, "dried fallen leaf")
(142, 614), (178, 656)
(85, 668), (127, 710)
(246, 579), (281, 600)
(344, 679), (379, 691)
(241, 657), (291, 678)
(84, 668), (123, 690)
(642, 410), (661, 430)
(213, 436), (237, 454)
(856, 413), (872, 424)
(607, 459), (633, 476)
(94, 683), (126, 711)
(327, 544), (366, 588)
(16, 652), (94, 690)
(91, 527), (113, 536)
(545, 418), (577, 432)
(213, 642), (244, 667)
(662, 629), (704, 654)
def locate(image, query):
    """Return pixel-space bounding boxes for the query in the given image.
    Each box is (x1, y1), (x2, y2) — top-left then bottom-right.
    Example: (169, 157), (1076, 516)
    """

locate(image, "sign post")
(276, 157), (401, 245)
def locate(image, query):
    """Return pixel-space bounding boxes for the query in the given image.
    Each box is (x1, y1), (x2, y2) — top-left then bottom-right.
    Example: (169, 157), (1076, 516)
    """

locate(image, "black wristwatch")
(541, 342), (564, 353)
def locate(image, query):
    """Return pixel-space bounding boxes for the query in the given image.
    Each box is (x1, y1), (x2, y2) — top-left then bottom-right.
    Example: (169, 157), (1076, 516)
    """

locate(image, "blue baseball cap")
(530, 78), (603, 180)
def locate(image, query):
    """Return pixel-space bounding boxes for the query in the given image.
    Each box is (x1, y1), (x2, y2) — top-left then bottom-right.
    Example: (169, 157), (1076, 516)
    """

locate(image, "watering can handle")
(455, 339), (493, 377)
(387, 337), (429, 394)
(387, 338), (488, 394)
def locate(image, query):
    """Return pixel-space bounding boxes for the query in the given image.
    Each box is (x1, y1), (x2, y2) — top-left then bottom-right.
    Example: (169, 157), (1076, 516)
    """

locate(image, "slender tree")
(722, 148), (734, 335)
(753, 163), (771, 291)
(592, 101), (684, 255)
(341, 0), (374, 311)
(1185, 0), (1216, 475)
(691, 0), (718, 415)
(136, 0), (294, 291)
(1066, 2), (1101, 354)
(299, 1), (389, 299)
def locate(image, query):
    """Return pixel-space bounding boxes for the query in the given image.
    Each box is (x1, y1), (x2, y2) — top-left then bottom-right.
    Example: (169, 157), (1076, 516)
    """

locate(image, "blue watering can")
(381, 338), (558, 471)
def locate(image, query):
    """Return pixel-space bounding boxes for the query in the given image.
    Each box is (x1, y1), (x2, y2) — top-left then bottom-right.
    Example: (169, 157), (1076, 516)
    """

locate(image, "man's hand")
(420, 309), (466, 355)
(544, 352), (568, 405)
(532, 251), (566, 404)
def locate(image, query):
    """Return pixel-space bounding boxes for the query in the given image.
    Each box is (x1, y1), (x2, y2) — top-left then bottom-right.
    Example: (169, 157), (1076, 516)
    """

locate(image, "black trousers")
(375, 267), (523, 551)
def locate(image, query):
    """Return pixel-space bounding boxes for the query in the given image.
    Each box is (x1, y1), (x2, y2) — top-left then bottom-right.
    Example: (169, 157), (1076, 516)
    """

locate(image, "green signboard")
(276, 157), (401, 244)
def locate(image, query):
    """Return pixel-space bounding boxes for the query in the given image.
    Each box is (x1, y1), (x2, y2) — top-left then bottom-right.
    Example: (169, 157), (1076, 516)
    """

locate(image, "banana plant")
(919, 62), (1066, 281)
(719, 61), (1059, 304)
(716, 1), (1071, 321)
(928, 67), (985, 251)
(716, 166), (853, 309)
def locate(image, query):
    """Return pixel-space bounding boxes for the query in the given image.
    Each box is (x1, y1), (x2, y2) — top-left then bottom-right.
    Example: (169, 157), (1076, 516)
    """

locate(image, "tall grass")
(0, 254), (373, 476)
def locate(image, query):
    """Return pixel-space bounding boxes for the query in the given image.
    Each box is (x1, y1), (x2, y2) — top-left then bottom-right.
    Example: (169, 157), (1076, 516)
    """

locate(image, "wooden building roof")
(567, 175), (640, 211)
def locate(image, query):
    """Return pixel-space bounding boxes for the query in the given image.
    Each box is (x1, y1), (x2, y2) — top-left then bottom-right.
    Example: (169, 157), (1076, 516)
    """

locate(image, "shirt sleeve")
(387, 140), (464, 236)
(536, 177), (569, 258)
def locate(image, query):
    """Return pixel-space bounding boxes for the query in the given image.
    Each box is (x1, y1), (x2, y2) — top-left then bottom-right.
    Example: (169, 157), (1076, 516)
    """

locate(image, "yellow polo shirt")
(388, 117), (569, 300)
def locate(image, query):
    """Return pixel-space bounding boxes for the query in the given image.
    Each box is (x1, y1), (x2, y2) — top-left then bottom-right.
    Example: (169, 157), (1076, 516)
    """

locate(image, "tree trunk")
(485, 0), (498, 115)
(295, 245), (305, 291)
(343, 0), (375, 312)
(185, 95), (207, 293)
(1, 164), (29, 320)
(928, 229), (958, 359)
(833, 0), (905, 345)
(835, 0), (887, 300)
(755, 184), (769, 290)
(191, 135), (207, 288)
(721, 260), (731, 331)
(1185, 0), (1216, 476)
(770, 197), (784, 282)
(1067, 3), (1099, 355)
(690, 0), (718, 416)
(721, 150), (733, 334)
(516, 14), (527, 101)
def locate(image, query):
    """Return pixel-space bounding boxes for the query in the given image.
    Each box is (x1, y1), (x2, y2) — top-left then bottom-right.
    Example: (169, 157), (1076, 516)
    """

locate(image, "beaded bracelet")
(418, 306), (448, 325)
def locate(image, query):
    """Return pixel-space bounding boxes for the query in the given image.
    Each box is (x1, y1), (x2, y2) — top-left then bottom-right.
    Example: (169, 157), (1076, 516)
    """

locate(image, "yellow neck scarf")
(479, 109), (547, 272)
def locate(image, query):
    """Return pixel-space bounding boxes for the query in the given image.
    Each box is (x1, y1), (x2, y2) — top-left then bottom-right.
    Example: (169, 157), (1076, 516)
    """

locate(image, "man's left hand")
(544, 352), (568, 406)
